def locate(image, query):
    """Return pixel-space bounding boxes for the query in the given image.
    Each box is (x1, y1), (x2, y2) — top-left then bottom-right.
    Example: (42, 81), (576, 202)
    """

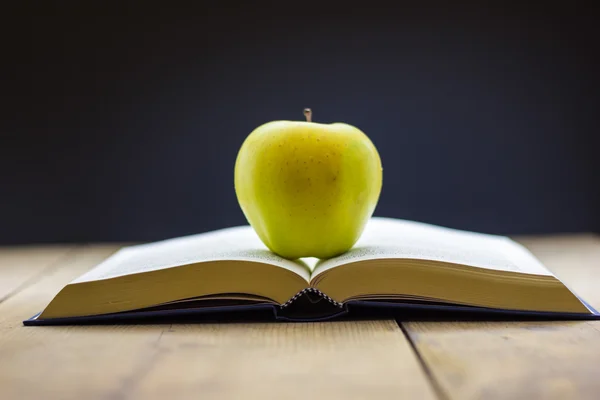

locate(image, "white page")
(73, 226), (311, 283)
(313, 217), (553, 278)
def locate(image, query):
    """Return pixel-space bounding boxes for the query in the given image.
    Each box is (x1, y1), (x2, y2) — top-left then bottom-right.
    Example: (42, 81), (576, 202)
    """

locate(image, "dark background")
(2, 3), (599, 244)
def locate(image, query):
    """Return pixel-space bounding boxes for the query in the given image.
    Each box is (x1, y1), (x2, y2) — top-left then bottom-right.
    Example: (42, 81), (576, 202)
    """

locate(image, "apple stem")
(303, 108), (312, 123)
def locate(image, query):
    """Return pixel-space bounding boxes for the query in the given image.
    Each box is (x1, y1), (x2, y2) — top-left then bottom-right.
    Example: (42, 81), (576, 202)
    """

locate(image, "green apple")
(234, 109), (382, 259)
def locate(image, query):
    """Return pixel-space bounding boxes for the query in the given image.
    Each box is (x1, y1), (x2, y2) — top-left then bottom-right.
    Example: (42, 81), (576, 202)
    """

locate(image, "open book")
(25, 217), (598, 325)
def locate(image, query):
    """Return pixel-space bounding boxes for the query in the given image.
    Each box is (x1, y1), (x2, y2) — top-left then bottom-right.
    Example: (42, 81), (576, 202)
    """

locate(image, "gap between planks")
(397, 320), (450, 400)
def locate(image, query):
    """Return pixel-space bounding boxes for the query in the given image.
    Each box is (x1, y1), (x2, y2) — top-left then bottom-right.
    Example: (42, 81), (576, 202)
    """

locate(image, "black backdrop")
(2, 3), (599, 244)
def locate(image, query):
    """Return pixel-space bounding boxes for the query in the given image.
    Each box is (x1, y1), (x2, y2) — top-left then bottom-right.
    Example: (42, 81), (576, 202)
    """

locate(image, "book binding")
(23, 289), (600, 325)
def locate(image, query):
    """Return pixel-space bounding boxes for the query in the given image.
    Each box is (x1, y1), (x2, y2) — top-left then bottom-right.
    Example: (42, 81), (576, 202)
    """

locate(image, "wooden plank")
(0, 245), (74, 303)
(130, 320), (437, 400)
(0, 245), (438, 400)
(403, 234), (600, 400)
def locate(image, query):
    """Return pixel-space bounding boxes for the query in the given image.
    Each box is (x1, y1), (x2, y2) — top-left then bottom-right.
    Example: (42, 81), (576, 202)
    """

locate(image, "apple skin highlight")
(235, 109), (382, 259)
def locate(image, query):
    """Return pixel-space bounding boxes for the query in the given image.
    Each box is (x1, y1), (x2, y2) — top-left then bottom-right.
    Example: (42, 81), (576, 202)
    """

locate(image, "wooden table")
(1, 235), (599, 399)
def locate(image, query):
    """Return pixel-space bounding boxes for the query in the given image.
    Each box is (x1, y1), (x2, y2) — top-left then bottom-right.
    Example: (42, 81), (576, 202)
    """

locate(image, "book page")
(73, 226), (311, 283)
(312, 217), (553, 278)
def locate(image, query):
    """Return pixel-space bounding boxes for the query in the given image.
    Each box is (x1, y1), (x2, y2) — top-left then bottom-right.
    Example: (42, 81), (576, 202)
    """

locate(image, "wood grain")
(0, 245), (74, 303)
(0, 245), (437, 400)
(403, 234), (600, 400)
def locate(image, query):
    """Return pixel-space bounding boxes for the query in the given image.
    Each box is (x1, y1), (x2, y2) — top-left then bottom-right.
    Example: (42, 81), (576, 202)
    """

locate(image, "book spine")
(280, 287), (344, 309)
